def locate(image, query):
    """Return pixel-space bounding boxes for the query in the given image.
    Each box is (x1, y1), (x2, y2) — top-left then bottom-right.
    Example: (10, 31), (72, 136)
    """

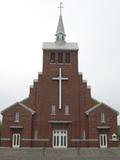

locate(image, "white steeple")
(42, 2), (79, 51)
(55, 2), (66, 42)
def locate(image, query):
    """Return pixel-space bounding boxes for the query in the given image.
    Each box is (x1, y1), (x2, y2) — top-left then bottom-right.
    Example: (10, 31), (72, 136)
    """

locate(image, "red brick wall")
(1, 49), (118, 148)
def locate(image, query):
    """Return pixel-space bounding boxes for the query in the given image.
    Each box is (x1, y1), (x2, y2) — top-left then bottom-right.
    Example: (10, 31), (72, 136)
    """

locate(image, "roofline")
(20, 97), (29, 103)
(85, 103), (119, 116)
(42, 48), (79, 51)
(85, 103), (102, 115)
(18, 103), (35, 115)
(1, 102), (35, 115)
(1, 102), (18, 114)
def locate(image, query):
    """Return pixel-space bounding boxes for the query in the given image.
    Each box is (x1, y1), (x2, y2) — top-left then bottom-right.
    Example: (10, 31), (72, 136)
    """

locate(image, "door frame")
(99, 134), (108, 148)
(12, 133), (21, 148)
(52, 129), (68, 148)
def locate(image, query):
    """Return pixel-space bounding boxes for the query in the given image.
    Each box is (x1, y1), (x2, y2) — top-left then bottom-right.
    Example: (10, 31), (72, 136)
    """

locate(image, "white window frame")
(15, 112), (20, 122)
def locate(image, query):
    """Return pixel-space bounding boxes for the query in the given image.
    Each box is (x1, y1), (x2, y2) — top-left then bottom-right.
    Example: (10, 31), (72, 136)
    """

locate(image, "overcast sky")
(0, 0), (120, 123)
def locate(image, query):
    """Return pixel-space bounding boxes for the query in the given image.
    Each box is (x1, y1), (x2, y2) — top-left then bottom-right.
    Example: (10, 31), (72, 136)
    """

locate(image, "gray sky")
(0, 0), (120, 123)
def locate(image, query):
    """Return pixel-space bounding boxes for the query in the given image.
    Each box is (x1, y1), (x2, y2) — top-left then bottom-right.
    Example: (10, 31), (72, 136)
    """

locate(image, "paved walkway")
(0, 148), (120, 160)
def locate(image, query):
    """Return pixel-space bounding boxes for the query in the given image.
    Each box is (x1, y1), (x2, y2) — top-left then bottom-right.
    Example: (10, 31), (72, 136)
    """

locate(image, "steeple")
(55, 2), (66, 43)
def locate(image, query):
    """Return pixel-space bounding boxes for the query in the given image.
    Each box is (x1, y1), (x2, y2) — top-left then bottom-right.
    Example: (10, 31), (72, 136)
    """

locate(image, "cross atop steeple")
(55, 2), (66, 42)
(58, 2), (64, 16)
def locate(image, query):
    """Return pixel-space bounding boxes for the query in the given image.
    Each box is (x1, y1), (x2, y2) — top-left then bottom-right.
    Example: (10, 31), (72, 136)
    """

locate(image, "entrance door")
(12, 133), (20, 148)
(99, 134), (107, 148)
(53, 130), (67, 148)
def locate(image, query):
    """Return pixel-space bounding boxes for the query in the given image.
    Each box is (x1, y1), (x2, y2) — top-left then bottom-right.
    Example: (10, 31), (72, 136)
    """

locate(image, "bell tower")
(42, 3), (79, 76)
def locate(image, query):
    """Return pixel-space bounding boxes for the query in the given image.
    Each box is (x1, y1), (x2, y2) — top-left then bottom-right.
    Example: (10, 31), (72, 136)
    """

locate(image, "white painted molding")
(1, 138), (11, 141)
(9, 126), (23, 129)
(22, 138), (49, 142)
(48, 120), (72, 124)
(71, 139), (99, 142)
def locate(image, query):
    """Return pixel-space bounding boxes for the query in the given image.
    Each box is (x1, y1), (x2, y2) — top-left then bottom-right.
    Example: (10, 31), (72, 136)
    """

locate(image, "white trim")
(53, 130), (67, 148)
(1, 102), (18, 114)
(97, 126), (110, 129)
(109, 139), (119, 142)
(85, 103), (102, 115)
(22, 138), (49, 141)
(48, 120), (72, 124)
(18, 103), (35, 115)
(12, 133), (21, 148)
(10, 126), (23, 129)
(85, 103), (119, 115)
(42, 42), (79, 50)
(99, 134), (108, 148)
(71, 139), (98, 142)
(1, 102), (35, 115)
(1, 138), (11, 141)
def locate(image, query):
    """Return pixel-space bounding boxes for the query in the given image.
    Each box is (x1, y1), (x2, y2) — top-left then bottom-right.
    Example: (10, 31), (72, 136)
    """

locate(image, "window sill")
(64, 114), (71, 116)
(14, 121), (19, 123)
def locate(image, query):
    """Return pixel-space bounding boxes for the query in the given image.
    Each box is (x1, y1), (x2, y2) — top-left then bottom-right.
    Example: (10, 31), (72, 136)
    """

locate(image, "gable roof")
(85, 103), (119, 116)
(1, 102), (35, 115)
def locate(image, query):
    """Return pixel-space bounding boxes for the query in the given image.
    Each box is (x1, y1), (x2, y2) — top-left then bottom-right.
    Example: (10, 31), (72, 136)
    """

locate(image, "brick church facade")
(1, 5), (119, 148)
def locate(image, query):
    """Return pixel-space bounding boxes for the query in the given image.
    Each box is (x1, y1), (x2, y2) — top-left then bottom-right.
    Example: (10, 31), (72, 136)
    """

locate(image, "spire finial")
(58, 2), (64, 16)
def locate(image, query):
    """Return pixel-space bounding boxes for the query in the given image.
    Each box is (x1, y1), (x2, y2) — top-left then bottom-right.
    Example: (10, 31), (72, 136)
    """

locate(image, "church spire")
(55, 2), (66, 43)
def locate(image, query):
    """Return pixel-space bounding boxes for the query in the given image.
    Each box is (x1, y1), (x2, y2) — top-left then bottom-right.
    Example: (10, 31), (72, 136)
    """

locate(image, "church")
(1, 3), (119, 148)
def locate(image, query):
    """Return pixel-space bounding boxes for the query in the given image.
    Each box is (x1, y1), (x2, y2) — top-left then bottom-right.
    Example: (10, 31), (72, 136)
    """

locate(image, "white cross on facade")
(52, 68), (68, 109)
